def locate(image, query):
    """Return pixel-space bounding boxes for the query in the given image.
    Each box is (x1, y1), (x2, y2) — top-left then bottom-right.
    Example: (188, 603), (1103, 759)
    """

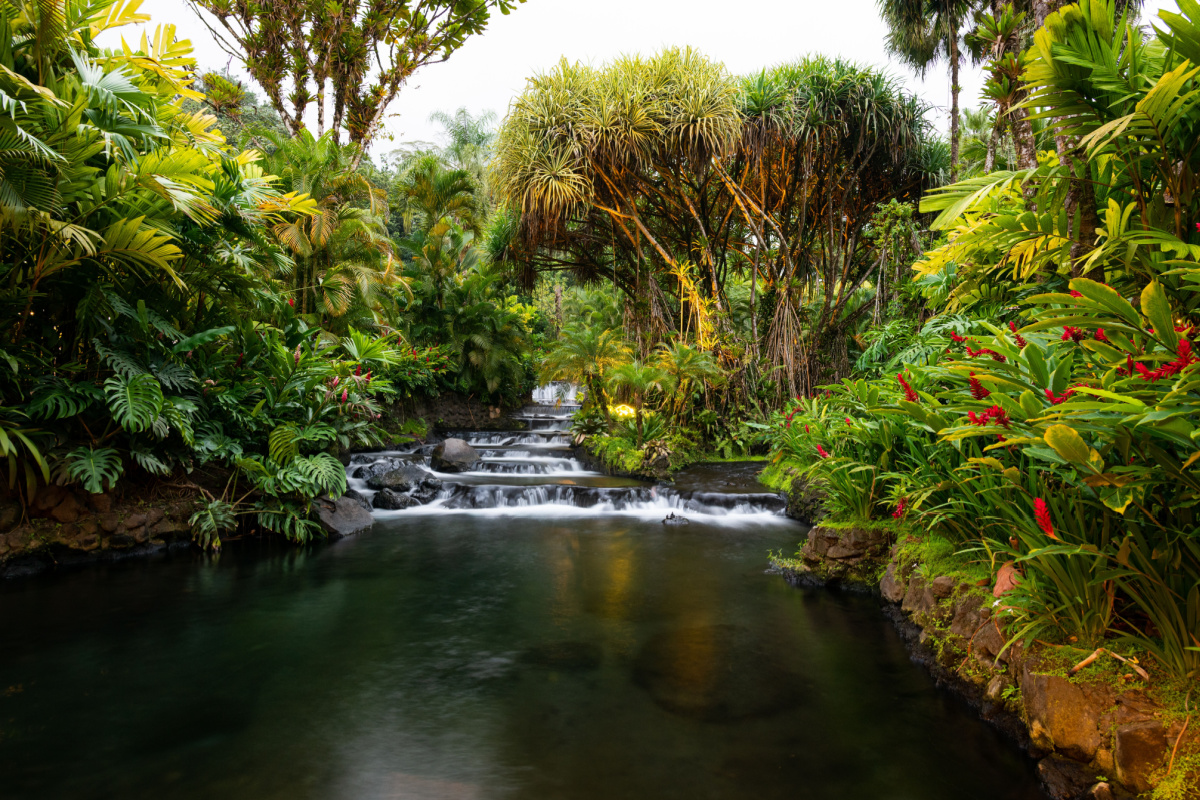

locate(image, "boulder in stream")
(366, 463), (430, 491)
(372, 489), (418, 510)
(315, 495), (374, 539)
(430, 438), (478, 472)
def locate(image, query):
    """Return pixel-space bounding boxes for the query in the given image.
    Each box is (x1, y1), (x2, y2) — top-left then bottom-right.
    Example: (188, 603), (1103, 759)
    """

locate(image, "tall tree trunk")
(1011, 106), (1039, 170)
(949, 24), (962, 182)
(985, 116), (999, 172)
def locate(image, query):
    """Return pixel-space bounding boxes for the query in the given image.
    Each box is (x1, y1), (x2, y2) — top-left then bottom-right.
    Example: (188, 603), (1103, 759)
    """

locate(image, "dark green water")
(0, 514), (1045, 799)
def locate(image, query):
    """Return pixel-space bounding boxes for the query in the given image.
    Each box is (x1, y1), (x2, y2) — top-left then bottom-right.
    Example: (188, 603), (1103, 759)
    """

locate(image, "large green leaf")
(104, 373), (163, 433)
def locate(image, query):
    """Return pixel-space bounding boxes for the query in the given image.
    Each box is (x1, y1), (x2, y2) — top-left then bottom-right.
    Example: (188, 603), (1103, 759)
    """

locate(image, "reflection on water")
(0, 516), (1045, 800)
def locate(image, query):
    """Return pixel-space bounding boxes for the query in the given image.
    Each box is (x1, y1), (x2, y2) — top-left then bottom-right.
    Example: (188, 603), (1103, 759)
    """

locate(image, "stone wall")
(1, 485), (199, 578)
(780, 524), (1197, 800)
(378, 390), (532, 441)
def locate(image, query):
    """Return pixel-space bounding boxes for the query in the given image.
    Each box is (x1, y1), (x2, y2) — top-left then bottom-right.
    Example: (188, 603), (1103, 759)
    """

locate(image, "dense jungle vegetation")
(2, 0), (1199, 720)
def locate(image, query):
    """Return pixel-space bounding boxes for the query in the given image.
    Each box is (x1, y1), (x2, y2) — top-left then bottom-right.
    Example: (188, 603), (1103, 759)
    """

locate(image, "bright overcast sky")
(126, 0), (1176, 156)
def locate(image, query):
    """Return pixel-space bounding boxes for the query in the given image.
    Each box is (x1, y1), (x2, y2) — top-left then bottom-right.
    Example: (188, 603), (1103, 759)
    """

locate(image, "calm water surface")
(0, 512), (1046, 799)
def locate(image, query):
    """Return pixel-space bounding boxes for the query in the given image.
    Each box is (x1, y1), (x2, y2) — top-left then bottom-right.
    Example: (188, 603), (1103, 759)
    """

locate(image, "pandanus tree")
(655, 341), (723, 422)
(491, 48), (744, 343)
(606, 360), (676, 445)
(732, 58), (932, 395)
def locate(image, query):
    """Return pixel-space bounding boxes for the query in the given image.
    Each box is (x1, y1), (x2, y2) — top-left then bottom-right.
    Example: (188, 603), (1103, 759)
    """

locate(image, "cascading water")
(345, 389), (788, 523)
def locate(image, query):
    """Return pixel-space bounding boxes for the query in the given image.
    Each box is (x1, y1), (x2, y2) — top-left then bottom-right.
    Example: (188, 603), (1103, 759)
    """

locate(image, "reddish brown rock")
(123, 512), (147, 529)
(930, 575), (955, 599)
(87, 493), (114, 513)
(1022, 669), (1105, 762)
(880, 563), (906, 603)
(1113, 720), (1167, 793)
(49, 493), (84, 523)
(98, 512), (120, 533)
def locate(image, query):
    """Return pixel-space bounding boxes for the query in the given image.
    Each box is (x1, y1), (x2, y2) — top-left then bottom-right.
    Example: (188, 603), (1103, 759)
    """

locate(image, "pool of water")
(0, 511), (1045, 799)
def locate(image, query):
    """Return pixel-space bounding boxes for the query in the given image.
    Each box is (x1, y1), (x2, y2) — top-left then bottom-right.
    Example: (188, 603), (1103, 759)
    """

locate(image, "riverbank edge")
(774, 488), (1194, 800)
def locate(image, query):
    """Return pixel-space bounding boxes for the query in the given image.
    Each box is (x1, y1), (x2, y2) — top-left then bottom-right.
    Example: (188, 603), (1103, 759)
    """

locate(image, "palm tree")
(261, 129), (398, 325)
(879, 0), (976, 180)
(540, 326), (630, 427)
(606, 361), (676, 445)
(654, 342), (723, 422)
(399, 154), (484, 235)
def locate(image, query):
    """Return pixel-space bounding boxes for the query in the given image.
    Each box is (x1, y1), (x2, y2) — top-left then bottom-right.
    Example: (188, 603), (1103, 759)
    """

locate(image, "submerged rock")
(430, 438), (479, 472)
(633, 624), (804, 722)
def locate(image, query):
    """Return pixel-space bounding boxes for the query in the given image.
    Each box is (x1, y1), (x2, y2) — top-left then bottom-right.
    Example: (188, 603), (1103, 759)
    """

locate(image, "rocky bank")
(777, 517), (1197, 800)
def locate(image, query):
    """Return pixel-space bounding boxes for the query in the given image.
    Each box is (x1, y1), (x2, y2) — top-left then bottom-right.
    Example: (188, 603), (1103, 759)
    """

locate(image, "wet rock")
(87, 493), (114, 513)
(970, 616), (1007, 664)
(633, 624), (805, 723)
(662, 512), (689, 525)
(315, 495), (374, 539)
(1114, 720), (1167, 793)
(0, 500), (19, 532)
(1023, 668), (1105, 762)
(1037, 755), (1097, 800)
(949, 595), (986, 638)
(32, 484), (66, 514)
(409, 479), (442, 504)
(365, 463), (428, 491)
(372, 489), (417, 510)
(430, 438), (478, 473)
(784, 476), (826, 524)
(880, 563), (906, 603)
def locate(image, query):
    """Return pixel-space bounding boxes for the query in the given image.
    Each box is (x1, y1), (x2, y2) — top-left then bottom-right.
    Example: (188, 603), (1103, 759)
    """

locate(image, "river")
(0, 403), (1046, 799)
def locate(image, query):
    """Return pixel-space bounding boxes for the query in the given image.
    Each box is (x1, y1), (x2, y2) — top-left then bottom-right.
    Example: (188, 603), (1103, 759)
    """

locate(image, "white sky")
(122, 0), (1176, 155)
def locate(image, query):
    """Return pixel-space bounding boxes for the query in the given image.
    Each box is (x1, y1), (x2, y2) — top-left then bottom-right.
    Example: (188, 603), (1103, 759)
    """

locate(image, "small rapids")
(345, 391), (788, 524)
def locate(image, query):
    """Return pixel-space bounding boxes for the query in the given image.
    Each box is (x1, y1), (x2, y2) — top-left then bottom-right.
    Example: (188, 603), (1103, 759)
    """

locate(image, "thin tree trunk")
(1011, 106), (1039, 171)
(985, 116), (999, 172)
(949, 23), (962, 182)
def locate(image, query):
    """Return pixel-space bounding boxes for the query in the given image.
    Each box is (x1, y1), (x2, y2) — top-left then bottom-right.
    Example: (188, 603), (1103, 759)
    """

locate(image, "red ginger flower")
(1008, 321), (1027, 348)
(816, 444), (831, 458)
(1137, 339), (1197, 382)
(950, 330), (968, 343)
(1034, 498), (1057, 539)
(969, 405), (1010, 428)
(355, 364), (362, 376)
(897, 372), (919, 402)
(287, 298), (295, 308)
(845, 417), (853, 425)
(340, 389), (348, 403)
(892, 497), (908, 520)
(805, 425), (810, 433)
(968, 372), (990, 400)
(1045, 387), (1074, 405)
(1069, 290), (1083, 298)
(966, 345), (1007, 362)
(1094, 328), (1109, 343)
(1062, 326), (1086, 343)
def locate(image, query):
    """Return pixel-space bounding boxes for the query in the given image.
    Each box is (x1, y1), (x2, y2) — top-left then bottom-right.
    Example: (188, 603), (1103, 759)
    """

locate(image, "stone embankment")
(778, 517), (1195, 800)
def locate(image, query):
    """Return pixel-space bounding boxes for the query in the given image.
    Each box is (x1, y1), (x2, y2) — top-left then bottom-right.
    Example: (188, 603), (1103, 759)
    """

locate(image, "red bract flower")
(969, 372), (990, 400)
(1137, 339), (1198, 382)
(816, 445), (831, 458)
(355, 365), (362, 376)
(1008, 321), (1028, 348)
(340, 389), (348, 403)
(331, 376), (340, 388)
(1094, 328), (1109, 342)
(969, 405), (1010, 428)
(365, 371), (372, 382)
(287, 298), (295, 308)
(949, 331), (967, 343)
(1062, 326), (1086, 343)
(892, 497), (907, 520)
(897, 372), (919, 402)
(845, 417), (853, 425)
(1034, 498), (1057, 539)
(966, 345), (1007, 362)
(804, 425), (810, 433)
(1069, 290), (1083, 298)
(1045, 387), (1074, 405)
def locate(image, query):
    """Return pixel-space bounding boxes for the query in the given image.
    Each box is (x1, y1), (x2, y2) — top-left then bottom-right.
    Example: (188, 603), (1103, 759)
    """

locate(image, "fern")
(64, 447), (124, 493)
(104, 373), (163, 432)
